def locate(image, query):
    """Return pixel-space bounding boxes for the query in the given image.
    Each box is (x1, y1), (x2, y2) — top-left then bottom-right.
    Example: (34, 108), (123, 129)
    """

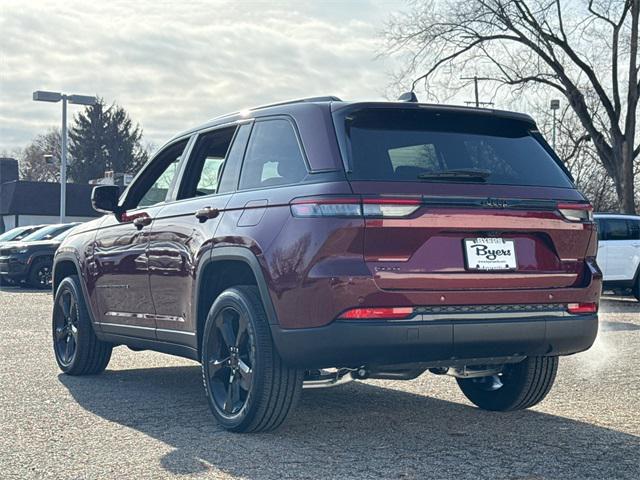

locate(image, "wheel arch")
(52, 256), (80, 295)
(195, 247), (278, 357)
(52, 254), (100, 329)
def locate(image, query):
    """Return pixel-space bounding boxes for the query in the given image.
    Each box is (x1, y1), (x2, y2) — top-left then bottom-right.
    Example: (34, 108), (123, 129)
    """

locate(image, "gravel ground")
(0, 287), (638, 480)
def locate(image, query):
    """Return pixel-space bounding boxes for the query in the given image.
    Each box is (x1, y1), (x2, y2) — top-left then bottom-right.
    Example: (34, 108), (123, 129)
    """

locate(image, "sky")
(0, 0), (409, 151)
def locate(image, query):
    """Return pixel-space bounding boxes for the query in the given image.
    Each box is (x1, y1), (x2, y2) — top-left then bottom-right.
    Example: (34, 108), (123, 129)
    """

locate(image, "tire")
(201, 285), (303, 433)
(633, 274), (640, 302)
(456, 356), (558, 411)
(28, 258), (53, 289)
(52, 275), (112, 375)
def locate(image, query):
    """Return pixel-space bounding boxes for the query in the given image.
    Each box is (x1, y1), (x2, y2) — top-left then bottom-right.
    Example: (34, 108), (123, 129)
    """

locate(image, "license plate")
(464, 238), (517, 271)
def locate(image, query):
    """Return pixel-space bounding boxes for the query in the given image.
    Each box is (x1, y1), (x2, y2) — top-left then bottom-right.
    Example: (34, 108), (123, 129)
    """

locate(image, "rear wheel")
(52, 275), (112, 375)
(28, 258), (52, 289)
(201, 286), (303, 432)
(456, 356), (558, 411)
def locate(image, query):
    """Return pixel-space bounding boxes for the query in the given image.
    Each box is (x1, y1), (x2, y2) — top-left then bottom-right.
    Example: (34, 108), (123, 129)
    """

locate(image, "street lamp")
(33, 90), (97, 223)
(550, 99), (560, 150)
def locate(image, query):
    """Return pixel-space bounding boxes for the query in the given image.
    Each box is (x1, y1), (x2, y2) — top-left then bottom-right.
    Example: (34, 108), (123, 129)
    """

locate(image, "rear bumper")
(270, 313), (598, 369)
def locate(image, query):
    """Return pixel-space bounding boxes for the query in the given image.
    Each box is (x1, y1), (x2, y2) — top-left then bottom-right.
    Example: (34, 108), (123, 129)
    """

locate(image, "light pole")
(33, 91), (97, 223)
(550, 99), (560, 150)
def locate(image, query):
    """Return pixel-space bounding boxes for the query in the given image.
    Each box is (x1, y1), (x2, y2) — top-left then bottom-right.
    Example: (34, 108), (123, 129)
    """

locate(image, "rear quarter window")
(239, 119), (308, 190)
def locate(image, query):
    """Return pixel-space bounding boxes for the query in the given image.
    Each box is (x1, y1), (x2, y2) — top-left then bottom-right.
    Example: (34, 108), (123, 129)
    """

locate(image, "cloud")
(0, 0), (401, 150)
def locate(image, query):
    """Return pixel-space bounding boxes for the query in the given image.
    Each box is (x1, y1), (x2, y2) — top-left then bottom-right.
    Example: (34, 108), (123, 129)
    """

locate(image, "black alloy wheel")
(29, 259), (53, 289)
(457, 356), (559, 411)
(52, 275), (112, 375)
(37, 265), (52, 287)
(201, 286), (303, 432)
(53, 288), (79, 366)
(206, 306), (254, 416)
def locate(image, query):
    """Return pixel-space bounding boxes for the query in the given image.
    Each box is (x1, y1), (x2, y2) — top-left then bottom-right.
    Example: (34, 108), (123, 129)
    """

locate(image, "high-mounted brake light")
(339, 307), (414, 320)
(557, 203), (593, 222)
(567, 302), (598, 314)
(290, 196), (421, 218)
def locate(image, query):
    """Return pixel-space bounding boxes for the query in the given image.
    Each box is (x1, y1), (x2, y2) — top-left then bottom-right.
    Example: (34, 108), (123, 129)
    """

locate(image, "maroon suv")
(51, 97), (600, 432)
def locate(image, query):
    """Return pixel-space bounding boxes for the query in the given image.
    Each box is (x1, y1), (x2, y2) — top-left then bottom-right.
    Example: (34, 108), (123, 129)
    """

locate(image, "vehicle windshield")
(0, 226), (36, 242)
(20, 224), (74, 242)
(336, 108), (573, 188)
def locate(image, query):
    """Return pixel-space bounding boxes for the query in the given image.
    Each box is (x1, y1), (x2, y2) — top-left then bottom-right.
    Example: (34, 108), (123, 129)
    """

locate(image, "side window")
(132, 139), (188, 209)
(605, 218), (630, 241)
(179, 127), (236, 199)
(627, 220), (640, 240)
(218, 124), (252, 193)
(239, 119), (307, 190)
(595, 219), (605, 241)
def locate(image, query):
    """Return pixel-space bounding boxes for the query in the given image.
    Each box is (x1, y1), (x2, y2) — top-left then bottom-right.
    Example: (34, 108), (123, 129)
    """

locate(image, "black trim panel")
(270, 314), (598, 369)
(97, 333), (200, 361)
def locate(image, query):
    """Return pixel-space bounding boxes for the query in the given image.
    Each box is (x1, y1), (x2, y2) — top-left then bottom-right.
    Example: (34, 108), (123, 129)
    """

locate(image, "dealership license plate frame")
(463, 237), (517, 271)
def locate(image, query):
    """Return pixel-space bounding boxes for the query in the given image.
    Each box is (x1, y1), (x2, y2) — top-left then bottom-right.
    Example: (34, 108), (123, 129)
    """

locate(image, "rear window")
(336, 108), (573, 188)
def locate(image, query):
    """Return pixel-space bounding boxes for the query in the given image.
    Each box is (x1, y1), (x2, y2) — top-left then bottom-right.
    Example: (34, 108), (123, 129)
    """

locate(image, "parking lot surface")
(0, 287), (638, 480)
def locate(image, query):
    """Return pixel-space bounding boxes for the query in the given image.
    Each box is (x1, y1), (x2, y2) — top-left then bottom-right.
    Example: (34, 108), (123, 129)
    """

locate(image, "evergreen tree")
(68, 99), (148, 183)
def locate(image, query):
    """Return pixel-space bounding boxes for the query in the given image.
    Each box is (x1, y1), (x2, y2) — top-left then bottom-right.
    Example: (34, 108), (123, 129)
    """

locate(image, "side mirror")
(91, 185), (121, 214)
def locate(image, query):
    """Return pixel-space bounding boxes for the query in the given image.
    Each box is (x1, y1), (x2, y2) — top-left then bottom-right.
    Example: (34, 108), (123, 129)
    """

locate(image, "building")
(89, 170), (134, 186)
(0, 158), (101, 233)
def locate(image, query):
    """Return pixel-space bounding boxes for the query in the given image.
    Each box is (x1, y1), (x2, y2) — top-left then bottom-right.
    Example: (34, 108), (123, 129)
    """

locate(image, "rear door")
(147, 123), (251, 344)
(599, 217), (640, 281)
(92, 138), (188, 339)
(333, 106), (595, 292)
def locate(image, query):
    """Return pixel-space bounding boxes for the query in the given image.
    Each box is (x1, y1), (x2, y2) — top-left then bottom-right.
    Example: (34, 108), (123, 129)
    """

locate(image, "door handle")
(195, 207), (220, 223)
(133, 216), (152, 230)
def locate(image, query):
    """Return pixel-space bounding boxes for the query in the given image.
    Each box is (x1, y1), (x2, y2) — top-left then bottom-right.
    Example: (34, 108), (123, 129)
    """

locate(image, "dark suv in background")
(0, 223), (79, 288)
(51, 97), (600, 432)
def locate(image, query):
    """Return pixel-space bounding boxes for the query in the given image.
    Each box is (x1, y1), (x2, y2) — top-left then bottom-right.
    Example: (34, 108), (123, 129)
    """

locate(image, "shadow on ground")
(60, 365), (639, 479)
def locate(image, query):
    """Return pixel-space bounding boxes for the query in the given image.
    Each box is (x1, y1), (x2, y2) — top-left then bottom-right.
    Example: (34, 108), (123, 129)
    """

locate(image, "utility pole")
(460, 76), (494, 108)
(33, 91), (97, 223)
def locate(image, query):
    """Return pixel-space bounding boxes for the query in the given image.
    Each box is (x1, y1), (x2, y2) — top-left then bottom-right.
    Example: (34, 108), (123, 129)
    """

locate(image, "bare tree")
(384, 0), (639, 213)
(18, 128), (61, 182)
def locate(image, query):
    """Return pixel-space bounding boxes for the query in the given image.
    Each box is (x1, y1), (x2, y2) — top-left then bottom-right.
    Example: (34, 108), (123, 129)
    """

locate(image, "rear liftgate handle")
(195, 207), (220, 223)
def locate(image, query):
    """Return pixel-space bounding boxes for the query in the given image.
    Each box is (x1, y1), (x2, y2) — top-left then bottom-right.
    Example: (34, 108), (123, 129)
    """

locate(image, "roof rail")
(250, 96), (342, 112)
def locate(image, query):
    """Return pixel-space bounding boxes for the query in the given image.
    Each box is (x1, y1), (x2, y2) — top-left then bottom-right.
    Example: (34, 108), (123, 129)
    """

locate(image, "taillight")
(567, 302), (598, 314)
(339, 307), (414, 320)
(557, 203), (593, 222)
(290, 196), (421, 218)
(362, 198), (421, 218)
(290, 197), (361, 217)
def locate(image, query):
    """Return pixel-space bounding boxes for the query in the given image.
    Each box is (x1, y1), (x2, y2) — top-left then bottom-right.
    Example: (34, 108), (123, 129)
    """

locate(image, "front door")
(92, 138), (189, 339)
(147, 124), (251, 346)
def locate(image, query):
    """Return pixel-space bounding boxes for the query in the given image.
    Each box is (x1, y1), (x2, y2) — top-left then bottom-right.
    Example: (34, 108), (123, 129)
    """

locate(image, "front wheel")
(456, 356), (558, 411)
(201, 286), (303, 432)
(28, 258), (52, 289)
(52, 275), (112, 375)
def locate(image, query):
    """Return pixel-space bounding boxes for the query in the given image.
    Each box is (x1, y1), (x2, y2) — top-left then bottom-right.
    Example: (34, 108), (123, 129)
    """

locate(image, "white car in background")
(594, 213), (640, 301)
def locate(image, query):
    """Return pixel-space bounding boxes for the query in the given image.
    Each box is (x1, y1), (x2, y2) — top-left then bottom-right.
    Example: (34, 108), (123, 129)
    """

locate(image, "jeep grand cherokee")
(51, 96), (600, 432)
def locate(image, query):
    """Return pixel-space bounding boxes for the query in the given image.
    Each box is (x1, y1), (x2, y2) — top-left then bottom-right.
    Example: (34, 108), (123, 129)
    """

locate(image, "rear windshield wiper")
(417, 169), (491, 182)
